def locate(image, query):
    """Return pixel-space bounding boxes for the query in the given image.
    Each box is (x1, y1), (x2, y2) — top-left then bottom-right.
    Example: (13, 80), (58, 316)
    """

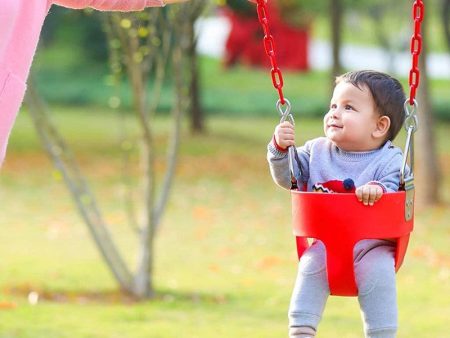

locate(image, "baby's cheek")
(322, 114), (329, 131)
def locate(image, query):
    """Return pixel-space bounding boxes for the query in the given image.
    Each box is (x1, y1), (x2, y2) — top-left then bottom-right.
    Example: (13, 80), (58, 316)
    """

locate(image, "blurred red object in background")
(223, 3), (309, 71)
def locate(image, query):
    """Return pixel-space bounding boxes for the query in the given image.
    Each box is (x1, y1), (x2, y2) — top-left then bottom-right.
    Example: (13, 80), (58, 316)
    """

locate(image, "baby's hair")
(336, 70), (406, 141)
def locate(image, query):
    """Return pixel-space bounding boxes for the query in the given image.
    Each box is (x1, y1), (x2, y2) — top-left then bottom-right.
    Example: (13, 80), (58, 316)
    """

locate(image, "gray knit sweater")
(267, 137), (404, 193)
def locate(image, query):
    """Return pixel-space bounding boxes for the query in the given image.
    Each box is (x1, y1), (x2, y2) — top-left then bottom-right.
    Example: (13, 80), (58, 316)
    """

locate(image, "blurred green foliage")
(225, 0), (254, 16)
(42, 7), (108, 62)
(34, 3), (450, 119)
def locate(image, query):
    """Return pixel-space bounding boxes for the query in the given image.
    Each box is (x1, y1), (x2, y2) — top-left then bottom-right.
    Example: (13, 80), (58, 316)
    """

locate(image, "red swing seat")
(253, 0), (422, 298)
(292, 190), (414, 296)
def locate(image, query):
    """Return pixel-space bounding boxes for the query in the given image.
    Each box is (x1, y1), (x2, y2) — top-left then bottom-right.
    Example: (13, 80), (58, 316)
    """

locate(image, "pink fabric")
(0, 0), (164, 166)
(53, 0), (164, 10)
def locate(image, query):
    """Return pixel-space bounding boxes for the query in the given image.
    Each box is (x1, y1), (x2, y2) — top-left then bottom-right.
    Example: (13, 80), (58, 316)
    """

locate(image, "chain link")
(399, 0), (424, 216)
(256, 0), (286, 104)
(255, 0), (301, 187)
(403, 99), (419, 133)
(257, 0), (423, 107)
(408, 0), (424, 104)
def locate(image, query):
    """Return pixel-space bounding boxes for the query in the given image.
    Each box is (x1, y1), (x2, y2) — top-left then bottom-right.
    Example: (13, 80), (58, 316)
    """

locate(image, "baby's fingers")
(366, 187), (380, 206)
(279, 121), (295, 131)
(356, 185), (382, 206)
(356, 186), (368, 204)
(356, 185), (371, 205)
(372, 186), (383, 203)
(275, 122), (293, 134)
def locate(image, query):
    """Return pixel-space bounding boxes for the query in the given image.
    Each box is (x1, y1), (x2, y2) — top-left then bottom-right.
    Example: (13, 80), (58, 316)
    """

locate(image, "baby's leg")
(289, 240), (329, 337)
(354, 240), (397, 338)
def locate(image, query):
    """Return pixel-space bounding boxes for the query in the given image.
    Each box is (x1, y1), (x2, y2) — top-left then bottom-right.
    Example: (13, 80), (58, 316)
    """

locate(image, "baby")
(267, 70), (407, 338)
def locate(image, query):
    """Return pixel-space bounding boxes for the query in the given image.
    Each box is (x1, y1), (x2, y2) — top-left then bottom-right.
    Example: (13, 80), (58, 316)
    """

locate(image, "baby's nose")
(331, 109), (341, 118)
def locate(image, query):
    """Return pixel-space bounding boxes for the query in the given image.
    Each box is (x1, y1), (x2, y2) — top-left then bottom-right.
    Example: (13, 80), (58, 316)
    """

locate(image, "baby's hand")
(274, 121), (295, 150)
(356, 184), (383, 206)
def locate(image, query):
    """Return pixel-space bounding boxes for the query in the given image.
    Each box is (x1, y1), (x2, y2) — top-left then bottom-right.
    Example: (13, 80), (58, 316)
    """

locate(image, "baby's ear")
(373, 115), (391, 139)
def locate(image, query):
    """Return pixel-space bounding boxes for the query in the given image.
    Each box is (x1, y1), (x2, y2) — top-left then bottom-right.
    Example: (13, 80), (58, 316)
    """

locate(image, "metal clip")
(400, 100), (418, 185)
(400, 99), (418, 221)
(288, 146), (302, 190)
(403, 176), (415, 221)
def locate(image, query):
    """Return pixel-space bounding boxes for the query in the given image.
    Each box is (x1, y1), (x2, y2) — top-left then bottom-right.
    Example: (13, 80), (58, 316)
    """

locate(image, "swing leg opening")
(296, 237), (358, 296)
(322, 238), (358, 296)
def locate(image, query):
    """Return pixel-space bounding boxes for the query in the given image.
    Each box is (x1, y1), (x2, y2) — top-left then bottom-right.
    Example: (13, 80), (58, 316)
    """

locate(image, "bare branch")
(25, 79), (134, 291)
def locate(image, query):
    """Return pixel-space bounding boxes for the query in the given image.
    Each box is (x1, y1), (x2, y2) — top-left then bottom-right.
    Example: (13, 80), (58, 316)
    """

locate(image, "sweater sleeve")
(51, 0), (164, 11)
(375, 149), (405, 192)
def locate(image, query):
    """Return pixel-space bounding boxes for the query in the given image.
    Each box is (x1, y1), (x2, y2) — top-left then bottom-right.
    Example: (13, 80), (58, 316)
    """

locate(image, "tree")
(330, 0), (343, 87)
(362, 1), (409, 74)
(105, 9), (186, 298)
(444, 0), (450, 51)
(186, 0), (208, 134)
(26, 5), (193, 299)
(415, 14), (441, 206)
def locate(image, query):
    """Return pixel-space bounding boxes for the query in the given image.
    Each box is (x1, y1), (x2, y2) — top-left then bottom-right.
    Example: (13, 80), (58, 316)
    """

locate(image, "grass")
(0, 107), (448, 337)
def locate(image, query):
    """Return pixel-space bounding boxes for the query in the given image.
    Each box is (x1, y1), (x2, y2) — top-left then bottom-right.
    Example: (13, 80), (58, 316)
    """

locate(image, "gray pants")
(289, 239), (398, 338)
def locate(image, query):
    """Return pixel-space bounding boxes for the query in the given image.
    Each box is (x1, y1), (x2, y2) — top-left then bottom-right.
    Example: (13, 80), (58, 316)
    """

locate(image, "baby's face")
(323, 82), (380, 152)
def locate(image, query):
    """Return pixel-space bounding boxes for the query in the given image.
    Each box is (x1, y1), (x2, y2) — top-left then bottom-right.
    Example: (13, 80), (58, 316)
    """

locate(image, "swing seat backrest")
(291, 191), (414, 296)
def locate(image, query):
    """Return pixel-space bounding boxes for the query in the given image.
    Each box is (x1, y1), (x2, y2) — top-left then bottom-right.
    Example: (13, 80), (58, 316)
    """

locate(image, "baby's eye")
(330, 103), (337, 109)
(344, 104), (354, 110)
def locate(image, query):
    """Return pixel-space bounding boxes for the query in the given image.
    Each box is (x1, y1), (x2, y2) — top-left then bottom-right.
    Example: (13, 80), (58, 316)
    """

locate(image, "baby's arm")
(267, 122), (294, 189)
(356, 149), (404, 206)
(267, 122), (310, 190)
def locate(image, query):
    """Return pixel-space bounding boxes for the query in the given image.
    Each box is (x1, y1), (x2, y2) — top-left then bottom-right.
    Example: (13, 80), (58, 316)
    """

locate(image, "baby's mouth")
(328, 123), (343, 128)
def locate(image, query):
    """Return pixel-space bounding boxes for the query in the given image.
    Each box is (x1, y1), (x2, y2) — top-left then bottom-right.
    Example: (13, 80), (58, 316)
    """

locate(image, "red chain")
(408, 0), (424, 105)
(256, 0), (423, 106)
(255, 0), (285, 104)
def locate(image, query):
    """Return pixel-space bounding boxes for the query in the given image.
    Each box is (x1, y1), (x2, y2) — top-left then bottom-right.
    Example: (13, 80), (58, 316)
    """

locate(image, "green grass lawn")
(0, 107), (449, 337)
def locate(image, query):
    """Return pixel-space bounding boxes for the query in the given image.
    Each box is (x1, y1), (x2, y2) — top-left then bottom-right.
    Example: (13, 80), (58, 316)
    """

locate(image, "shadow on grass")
(4, 284), (231, 306)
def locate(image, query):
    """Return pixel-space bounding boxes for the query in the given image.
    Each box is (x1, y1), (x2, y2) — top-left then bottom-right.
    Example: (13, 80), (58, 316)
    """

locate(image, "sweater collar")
(333, 141), (392, 161)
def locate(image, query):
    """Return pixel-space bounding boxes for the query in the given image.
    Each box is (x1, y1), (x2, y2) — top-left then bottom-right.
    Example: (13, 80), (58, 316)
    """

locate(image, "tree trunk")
(187, 19), (204, 134)
(125, 7), (188, 298)
(330, 0), (343, 89)
(133, 136), (156, 298)
(444, 0), (450, 51)
(415, 16), (441, 206)
(187, 0), (207, 134)
(367, 4), (397, 74)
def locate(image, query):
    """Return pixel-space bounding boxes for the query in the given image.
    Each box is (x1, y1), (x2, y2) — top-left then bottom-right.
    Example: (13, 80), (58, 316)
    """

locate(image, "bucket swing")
(255, 0), (424, 296)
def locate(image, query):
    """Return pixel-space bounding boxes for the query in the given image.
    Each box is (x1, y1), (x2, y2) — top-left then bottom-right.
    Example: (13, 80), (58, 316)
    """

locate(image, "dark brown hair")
(336, 70), (406, 141)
